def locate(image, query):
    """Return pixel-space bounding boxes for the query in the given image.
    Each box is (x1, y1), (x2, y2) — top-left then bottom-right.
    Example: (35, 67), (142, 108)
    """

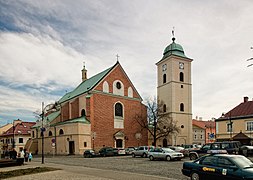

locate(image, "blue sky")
(0, 0), (253, 125)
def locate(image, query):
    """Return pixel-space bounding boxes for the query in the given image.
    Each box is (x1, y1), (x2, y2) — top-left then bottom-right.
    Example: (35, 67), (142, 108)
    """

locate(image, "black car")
(182, 154), (253, 180)
(83, 149), (96, 158)
(189, 141), (240, 160)
(99, 147), (114, 157)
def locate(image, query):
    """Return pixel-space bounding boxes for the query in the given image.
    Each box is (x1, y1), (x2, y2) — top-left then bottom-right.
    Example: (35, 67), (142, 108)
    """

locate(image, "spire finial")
(83, 61), (85, 68)
(116, 54), (120, 62)
(172, 27), (176, 42)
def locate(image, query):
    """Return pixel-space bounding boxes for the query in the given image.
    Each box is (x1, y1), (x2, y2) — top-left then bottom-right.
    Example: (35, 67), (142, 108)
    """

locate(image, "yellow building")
(215, 97), (253, 145)
(156, 36), (193, 145)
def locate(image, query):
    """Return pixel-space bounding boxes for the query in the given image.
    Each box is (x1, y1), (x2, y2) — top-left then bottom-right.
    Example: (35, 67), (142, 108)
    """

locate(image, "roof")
(217, 98), (253, 121)
(192, 119), (206, 129)
(162, 38), (190, 59)
(51, 116), (90, 126)
(58, 65), (115, 103)
(0, 121), (36, 137)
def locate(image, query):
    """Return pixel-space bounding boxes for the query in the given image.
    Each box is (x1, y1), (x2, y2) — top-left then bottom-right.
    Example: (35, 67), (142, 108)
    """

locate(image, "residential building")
(0, 119), (35, 153)
(156, 35), (193, 145)
(215, 96), (253, 145)
(29, 61), (147, 155)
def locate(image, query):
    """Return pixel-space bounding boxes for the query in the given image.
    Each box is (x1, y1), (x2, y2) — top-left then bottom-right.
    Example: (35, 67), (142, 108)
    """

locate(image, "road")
(31, 155), (189, 180)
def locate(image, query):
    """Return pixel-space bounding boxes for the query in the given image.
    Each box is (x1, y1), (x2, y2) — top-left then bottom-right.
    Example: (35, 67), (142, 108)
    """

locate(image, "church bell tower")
(156, 35), (193, 145)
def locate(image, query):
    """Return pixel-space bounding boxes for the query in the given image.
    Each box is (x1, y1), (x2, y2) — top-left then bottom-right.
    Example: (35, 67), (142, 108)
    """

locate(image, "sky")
(0, 0), (253, 125)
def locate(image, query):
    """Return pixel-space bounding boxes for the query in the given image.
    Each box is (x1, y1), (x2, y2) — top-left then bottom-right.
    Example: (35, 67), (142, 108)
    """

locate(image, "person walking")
(28, 152), (33, 162)
(20, 149), (25, 165)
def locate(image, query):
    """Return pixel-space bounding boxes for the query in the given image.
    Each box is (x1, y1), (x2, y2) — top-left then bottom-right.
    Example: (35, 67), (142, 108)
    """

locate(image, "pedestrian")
(13, 149), (17, 159)
(20, 149), (25, 165)
(28, 152), (33, 162)
(24, 149), (28, 162)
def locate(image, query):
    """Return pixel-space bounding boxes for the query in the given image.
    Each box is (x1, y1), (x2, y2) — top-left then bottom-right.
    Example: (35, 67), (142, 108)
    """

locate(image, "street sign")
(52, 138), (55, 143)
(52, 143), (55, 147)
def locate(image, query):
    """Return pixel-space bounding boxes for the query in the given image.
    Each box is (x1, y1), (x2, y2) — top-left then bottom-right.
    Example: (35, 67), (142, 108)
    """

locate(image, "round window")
(116, 82), (121, 89)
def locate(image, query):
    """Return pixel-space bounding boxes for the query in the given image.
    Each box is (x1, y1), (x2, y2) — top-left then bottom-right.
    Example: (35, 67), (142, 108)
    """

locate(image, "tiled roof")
(51, 116), (90, 126)
(222, 100), (253, 119)
(0, 121), (36, 137)
(58, 64), (115, 103)
(192, 119), (206, 129)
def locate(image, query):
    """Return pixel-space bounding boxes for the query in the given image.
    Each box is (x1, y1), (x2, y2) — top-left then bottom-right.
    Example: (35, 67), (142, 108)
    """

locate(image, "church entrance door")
(69, 141), (75, 154)
(116, 139), (123, 148)
(163, 138), (168, 147)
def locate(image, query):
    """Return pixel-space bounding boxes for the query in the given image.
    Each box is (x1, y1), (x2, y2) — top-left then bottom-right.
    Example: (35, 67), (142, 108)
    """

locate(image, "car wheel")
(190, 154), (197, 160)
(132, 153), (136, 158)
(243, 150), (248, 157)
(191, 172), (200, 180)
(166, 156), (171, 161)
(149, 155), (154, 161)
(142, 153), (147, 158)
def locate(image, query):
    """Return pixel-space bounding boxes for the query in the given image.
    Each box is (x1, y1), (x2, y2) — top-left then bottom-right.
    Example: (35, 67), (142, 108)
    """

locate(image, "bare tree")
(135, 97), (180, 147)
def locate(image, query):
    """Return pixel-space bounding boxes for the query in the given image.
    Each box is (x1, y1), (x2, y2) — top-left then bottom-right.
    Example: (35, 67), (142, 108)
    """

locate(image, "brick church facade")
(28, 61), (147, 155)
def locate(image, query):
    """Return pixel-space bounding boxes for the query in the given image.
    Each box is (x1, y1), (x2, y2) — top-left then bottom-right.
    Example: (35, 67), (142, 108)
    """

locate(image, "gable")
(94, 62), (142, 100)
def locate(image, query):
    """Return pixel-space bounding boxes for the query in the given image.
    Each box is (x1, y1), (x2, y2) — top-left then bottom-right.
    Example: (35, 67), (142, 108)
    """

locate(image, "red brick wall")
(91, 93), (147, 149)
(95, 65), (140, 99)
(70, 98), (79, 119)
(61, 102), (69, 121)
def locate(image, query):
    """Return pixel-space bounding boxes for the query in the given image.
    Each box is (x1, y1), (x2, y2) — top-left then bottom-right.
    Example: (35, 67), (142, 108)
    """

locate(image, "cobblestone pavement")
(31, 155), (189, 180)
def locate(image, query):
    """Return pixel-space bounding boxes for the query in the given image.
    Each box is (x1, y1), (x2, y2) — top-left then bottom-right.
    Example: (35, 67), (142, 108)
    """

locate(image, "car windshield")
(232, 156), (253, 169)
(162, 148), (175, 153)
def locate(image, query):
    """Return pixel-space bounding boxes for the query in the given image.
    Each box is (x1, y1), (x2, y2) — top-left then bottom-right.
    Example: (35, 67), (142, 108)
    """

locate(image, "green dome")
(163, 38), (187, 59)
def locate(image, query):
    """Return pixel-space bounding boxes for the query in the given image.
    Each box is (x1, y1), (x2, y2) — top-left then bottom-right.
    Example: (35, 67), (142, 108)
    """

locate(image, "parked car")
(169, 146), (188, 157)
(113, 148), (126, 155)
(148, 147), (184, 161)
(182, 154), (253, 180)
(189, 141), (241, 160)
(125, 147), (135, 155)
(132, 146), (154, 158)
(239, 145), (253, 157)
(83, 149), (96, 158)
(99, 147), (114, 157)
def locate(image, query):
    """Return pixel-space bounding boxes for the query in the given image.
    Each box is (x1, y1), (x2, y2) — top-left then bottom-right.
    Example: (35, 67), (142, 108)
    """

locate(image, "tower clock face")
(179, 62), (184, 69)
(162, 64), (167, 71)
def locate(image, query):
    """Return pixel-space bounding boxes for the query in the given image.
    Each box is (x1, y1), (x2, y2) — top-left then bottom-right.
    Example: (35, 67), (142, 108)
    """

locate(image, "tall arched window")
(48, 131), (53, 136)
(180, 72), (184, 82)
(180, 103), (184, 112)
(163, 104), (166, 112)
(59, 129), (64, 135)
(115, 103), (123, 117)
(81, 109), (86, 116)
(163, 74), (166, 84)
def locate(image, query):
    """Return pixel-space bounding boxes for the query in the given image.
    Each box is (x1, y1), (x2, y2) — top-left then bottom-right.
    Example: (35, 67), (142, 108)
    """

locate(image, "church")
(28, 61), (148, 155)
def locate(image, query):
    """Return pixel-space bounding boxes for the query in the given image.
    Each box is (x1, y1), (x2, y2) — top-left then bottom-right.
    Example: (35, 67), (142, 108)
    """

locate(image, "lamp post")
(41, 102), (58, 164)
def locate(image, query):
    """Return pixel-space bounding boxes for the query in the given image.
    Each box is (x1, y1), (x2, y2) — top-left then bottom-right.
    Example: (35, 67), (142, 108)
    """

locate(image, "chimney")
(244, 96), (249, 103)
(82, 62), (87, 82)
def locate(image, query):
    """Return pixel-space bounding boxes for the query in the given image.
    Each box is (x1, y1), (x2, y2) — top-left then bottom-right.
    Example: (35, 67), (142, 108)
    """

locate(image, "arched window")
(48, 131), (53, 136)
(115, 103), (123, 117)
(180, 72), (184, 82)
(59, 129), (64, 135)
(163, 74), (166, 84)
(103, 81), (109, 93)
(180, 103), (184, 112)
(81, 109), (86, 116)
(163, 104), (166, 112)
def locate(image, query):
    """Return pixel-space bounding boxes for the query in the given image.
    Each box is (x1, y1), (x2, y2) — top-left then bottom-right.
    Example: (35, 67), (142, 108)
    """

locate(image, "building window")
(81, 109), (86, 116)
(181, 85), (183, 88)
(84, 142), (87, 147)
(227, 123), (233, 132)
(163, 104), (166, 112)
(103, 81), (109, 93)
(115, 103), (123, 117)
(32, 131), (35, 138)
(59, 129), (64, 135)
(200, 135), (203, 139)
(48, 131), (53, 136)
(163, 74), (166, 84)
(128, 87), (133, 98)
(194, 135), (197, 139)
(247, 122), (253, 131)
(19, 138), (23, 143)
(116, 82), (121, 89)
(180, 103), (184, 112)
(180, 72), (184, 82)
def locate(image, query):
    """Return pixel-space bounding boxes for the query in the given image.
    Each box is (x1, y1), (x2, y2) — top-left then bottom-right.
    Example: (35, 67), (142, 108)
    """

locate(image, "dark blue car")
(182, 154), (253, 180)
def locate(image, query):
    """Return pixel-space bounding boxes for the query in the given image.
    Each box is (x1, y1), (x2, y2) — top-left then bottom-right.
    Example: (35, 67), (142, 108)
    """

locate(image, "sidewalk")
(0, 161), (175, 180)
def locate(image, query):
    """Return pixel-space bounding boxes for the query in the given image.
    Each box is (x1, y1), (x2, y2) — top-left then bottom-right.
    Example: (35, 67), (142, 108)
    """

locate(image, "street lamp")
(41, 102), (58, 164)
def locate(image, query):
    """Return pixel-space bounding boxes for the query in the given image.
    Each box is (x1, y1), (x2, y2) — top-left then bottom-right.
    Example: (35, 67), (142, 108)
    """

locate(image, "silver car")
(148, 147), (184, 161)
